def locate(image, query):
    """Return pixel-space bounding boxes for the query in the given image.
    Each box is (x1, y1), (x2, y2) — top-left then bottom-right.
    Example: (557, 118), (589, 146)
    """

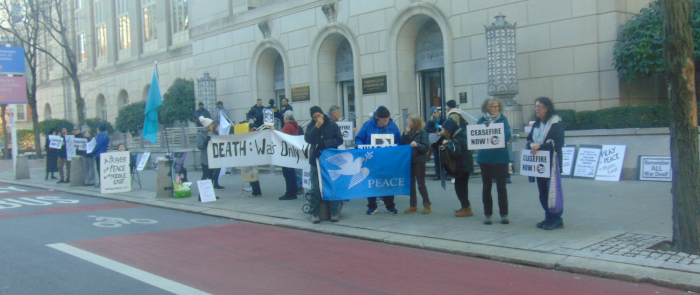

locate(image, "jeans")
(454, 172), (471, 208)
(309, 165), (340, 216)
(282, 167), (297, 198)
(368, 196), (395, 210)
(409, 162), (430, 207)
(537, 177), (563, 222)
(295, 169), (302, 190)
(480, 163), (508, 216)
(83, 156), (96, 185)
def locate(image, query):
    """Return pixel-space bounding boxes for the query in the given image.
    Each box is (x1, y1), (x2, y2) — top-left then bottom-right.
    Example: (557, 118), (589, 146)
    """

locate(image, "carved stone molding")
(322, 2), (337, 23)
(258, 20), (271, 39)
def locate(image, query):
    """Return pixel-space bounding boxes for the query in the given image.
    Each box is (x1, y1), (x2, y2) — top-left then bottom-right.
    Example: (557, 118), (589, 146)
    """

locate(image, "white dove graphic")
(326, 152), (370, 189)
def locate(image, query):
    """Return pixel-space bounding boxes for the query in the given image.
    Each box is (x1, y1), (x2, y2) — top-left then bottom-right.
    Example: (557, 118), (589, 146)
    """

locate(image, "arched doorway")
(255, 47), (286, 112)
(117, 89), (129, 109)
(142, 84), (150, 101)
(318, 35), (355, 120)
(415, 20), (444, 121)
(96, 94), (106, 120)
(43, 103), (51, 120)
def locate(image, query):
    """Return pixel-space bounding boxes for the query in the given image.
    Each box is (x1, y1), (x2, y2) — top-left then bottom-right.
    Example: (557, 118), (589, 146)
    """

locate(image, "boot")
(422, 203), (431, 214)
(404, 207), (418, 214)
(454, 208), (464, 212)
(455, 206), (473, 217)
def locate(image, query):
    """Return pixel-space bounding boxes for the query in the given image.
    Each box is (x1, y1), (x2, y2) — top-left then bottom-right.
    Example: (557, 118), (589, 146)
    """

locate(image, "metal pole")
(9, 105), (18, 173)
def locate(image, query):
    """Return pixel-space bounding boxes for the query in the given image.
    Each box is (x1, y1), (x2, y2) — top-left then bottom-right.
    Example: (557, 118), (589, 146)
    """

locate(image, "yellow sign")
(234, 123), (250, 134)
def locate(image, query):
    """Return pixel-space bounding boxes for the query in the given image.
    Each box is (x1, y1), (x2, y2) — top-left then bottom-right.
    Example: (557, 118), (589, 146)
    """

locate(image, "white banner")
(136, 152), (151, 171)
(100, 151), (132, 194)
(48, 135), (63, 149)
(65, 135), (76, 160)
(595, 145), (627, 182)
(74, 138), (88, 151)
(337, 122), (353, 141)
(467, 123), (505, 150)
(207, 130), (310, 169)
(520, 150), (551, 178)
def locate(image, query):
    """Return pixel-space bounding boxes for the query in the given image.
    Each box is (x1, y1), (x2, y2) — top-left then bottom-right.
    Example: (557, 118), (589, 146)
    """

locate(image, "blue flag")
(142, 65), (162, 144)
(319, 145), (411, 201)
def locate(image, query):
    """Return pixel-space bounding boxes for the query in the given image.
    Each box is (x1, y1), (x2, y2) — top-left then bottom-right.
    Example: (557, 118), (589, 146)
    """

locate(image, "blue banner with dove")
(319, 145), (411, 200)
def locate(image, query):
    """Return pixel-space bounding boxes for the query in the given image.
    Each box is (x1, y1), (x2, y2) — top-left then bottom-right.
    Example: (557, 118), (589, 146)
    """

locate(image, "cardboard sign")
(520, 150), (551, 178)
(370, 134), (394, 146)
(466, 123), (506, 150)
(337, 122), (353, 141)
(241, 166), (259, 182)
(639, 156), (672, 181)
(595, 145), (627, 181)
(263, 109), (274, 128)
(74, 138), (88, 151)
(48, 135), (63, 149)
(561, 145), (577, 177)
(573, 145), (602, 179)
(302, 166), (311, 189)
(197, 180), (217, 202)
(65, 135), (76, 159)
(357, 144), (397, 149)
(100, 151), (132, 194)
(86, 137), (96, 154)
(136, 152), (151, 171)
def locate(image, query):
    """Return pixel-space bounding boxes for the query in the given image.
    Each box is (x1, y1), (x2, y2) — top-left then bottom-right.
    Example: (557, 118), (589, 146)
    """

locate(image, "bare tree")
(0, 0), (44, 158)
(660, 0), (700, 255)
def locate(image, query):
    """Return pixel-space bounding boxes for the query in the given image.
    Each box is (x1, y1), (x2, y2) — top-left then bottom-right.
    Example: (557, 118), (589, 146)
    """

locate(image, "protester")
(56, 126), (70, 183)
(193, 102), (211, 127)
(425, 106), (445, 181)
(211, 124), (224, 189)
(44, 129), (58, 180)
(440, 117), (474, 217)
(214, 101), (230, 124)
(279, 111), (299, 200)
(355, 106), (402, 215)
(197, 117), (224, 190)
(90, 124), (110, 187)
(402, 115), (431, 214)
(527, 97), (565, 230)
(247, 99), (265, 128)
(267, 99), (281, 121)
(477, 98), (512, 225)
(305, 106), (344, 223)
(82, 130), (96, 186)
(280, 98), (293, 115)
(116, 143), (137, 174)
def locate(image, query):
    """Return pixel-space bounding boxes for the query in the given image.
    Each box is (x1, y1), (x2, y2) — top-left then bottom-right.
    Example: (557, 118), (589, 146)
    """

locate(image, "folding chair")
(131, 153), (142, 188)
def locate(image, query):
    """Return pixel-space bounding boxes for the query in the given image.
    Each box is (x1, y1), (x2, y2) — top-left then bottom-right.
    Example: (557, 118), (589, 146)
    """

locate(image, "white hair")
(283, 110), (294, 121)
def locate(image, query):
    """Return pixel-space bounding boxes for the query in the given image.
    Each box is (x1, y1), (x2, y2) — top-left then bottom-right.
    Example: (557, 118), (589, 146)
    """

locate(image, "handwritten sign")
(241, 166), (259, 182)
(371, 134), (394, 146)
(86, 137), (96, 154)
(48, 135), (63, 149)
(337, 122), (353, 141)
(100, 151), (132, 194)
(197, 180), (217, 202)
(263, 109), (274, 128)
(136, 152), (151, 171)
(573, 145), (602, 179)
(466, 123), (505, 150)
(639, 156), (672, 181)
(302, 166), (311, 189)
(65, 135), (76, 159)
(520, 150), (551, 178)
(561, 145), (577, 177)
(74, 138), (88, 151)
(595, 145), (627, 181)
(207, 130), (310, 169)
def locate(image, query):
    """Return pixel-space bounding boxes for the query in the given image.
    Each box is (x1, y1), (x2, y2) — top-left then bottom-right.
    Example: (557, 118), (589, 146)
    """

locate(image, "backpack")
(441, 147), (459, 175)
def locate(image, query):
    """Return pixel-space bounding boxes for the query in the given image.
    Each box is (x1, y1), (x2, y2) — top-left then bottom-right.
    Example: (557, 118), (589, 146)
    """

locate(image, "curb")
(2, 178), (698, 292)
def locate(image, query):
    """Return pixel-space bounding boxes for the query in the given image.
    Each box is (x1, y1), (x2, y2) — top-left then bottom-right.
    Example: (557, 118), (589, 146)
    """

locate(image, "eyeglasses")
(535, 104), (546, 109)
(488, 105), (500, 109)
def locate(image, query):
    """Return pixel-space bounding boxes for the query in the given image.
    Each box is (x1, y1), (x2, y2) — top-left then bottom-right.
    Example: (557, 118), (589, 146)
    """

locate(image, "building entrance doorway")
(339, 81), (355, 122)
(420, 68), (444, 122)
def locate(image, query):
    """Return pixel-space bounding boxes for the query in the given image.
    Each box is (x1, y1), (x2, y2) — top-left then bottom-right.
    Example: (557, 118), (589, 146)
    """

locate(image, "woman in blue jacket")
(90, 124), (110, 187)
(477, 98), (512, 225)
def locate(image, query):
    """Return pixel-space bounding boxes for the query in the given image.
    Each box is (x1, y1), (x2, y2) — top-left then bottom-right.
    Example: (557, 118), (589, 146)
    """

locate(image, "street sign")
(0, 47), (26, 74)
(0, 76), (28, 104)
(7, 105), (14, 124)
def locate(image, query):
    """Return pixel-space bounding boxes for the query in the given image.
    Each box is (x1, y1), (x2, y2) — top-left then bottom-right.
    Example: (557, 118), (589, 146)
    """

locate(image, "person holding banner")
(402, 115), (431, 214)
(197, 117), (225, 190)
(82, 130), (96, 186)
(527, 97), (565, 230)
(44, 129), (59, 180)
(279, 111), (300, 200)
(305, 106), (344, 223)
(425, 107), (445, 181)
(90, 124), (110, 187)
(56, 126), (70, 183)
(477, 98), (512, 225)
(440, 118), (474, 217)
(213, 101), (230, 125)
(355, 106), (402, 215)
(247, 99), (266, 128)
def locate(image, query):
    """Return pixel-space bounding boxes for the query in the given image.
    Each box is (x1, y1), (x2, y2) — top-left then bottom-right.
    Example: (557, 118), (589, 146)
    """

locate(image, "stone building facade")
(36, 0), (655, 131)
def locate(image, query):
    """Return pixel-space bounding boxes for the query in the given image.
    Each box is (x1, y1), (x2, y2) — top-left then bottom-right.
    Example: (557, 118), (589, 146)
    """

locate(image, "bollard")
(14, 155), (30, 180)
(156, 158), (173, 198)
(69, 157), (85, 187)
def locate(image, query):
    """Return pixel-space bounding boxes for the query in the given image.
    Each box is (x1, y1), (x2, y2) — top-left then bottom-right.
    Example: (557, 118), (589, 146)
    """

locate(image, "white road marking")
(47, 243), (211, 295)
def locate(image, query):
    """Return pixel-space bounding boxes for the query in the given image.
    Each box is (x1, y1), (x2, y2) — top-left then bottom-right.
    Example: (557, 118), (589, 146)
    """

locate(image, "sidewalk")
(2, 165), (699, 291)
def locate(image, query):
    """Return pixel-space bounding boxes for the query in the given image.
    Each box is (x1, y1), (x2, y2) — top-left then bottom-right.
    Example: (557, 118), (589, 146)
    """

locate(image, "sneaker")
(244, 186), (253, 192)
(377, 199), (385, 206)
(214, 186), (225, 190)
(544, 220), (564, 230)
(501, 215), (510, 224)
(330, 215), (339, 222)
(483, 215), (492, 225)
(386, 208), (398, 214)
(366, 208), (377, 215)
(57, 180), (65, 184)
(311, 215), (320, 224)
(536, 220), (548, 228)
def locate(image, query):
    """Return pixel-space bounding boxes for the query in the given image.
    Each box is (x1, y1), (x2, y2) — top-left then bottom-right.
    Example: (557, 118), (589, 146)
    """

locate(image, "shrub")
(84, 118), (115, 135)
(557, 102), (698, 130)
(39, 119), (73, 135)
(115, 101), (146, 137)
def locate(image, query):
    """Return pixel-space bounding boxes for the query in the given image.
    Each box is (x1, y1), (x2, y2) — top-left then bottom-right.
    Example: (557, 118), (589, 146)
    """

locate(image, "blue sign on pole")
(0, 47), (26, 74)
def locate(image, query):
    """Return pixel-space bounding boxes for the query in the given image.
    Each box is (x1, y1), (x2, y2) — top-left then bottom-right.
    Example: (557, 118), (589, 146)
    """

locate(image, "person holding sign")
(82, 130), (96, 186)
(56, 126), (70, 183)
(401, 115), (431, 214)
(527, 97), (565, 230)
(440, 118), (474, 217)
(44, 129), (59, 180)
(197, 117), (224, 191)
(477, 98), (512, 225)
(89, 124), (110, 187)
(279, 111), (300, 200)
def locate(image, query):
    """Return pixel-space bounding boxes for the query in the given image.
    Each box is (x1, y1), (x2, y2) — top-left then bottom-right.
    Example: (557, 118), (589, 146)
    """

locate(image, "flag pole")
(154, 60), (176, 187)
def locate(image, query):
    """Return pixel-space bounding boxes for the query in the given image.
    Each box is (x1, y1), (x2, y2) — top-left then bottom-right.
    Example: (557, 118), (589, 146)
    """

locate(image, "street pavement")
(0, 183), (689, 294)
(2, 161), (700, 292)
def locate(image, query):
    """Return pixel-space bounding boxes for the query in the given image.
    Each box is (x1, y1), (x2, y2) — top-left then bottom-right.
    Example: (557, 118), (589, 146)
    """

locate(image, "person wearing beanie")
(193, 102), (211, 127)
(197, 116), (224, 190)
(56, 126), (70, 183)
(90, 123), (110, 187)
(440, 116), (474, 218)
(355, 106), (402, 215)
(305, 106), (344, 223)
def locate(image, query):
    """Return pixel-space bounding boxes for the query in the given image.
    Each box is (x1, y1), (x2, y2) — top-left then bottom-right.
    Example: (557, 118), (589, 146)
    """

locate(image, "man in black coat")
(193, 102), (211, 127)
(280, 98), (293, 116)
(247, 99), (265, 128)
(304, 106), (344, 223)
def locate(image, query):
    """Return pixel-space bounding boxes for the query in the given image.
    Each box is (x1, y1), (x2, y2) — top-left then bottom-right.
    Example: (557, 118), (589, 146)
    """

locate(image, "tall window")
(75, 8), (86, 63)
(117, 0), (131, 50)
(142, 0), (157, 42)
(94, 1), (107, 57)
(77, 33), (86, 62)
(170, 0), (188, 34)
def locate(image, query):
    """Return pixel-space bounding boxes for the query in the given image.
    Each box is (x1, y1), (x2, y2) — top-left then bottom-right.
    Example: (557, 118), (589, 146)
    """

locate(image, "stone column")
(70, 157), (85, 186)
(15, 155), (30, 180)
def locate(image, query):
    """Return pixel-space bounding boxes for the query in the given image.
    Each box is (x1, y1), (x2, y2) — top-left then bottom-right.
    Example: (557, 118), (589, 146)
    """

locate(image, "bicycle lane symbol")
(87, 216), (158, 228)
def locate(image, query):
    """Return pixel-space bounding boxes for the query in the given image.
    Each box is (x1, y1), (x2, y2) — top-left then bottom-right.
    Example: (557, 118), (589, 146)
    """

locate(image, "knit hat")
(309, 106), (323, 117)
(98, 124), (106, 132)
(442, 118), (459, 135)
(446, 100), (457, 108)
(199, 116), (213, 128)
(375, 106), (390, 118)
(430, 106), (439, 114)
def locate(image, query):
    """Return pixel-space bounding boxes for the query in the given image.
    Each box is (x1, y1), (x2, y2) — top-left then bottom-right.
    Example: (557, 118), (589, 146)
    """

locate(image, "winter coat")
(281, 121), (299, 136)
(401, 129), (430, 163)
(247, 105), (265, 127)
(476, 115), (512, 164)
(280, 104), (293, 116)
(526, 115), (564, 172)
(442, 118), (474, 176)
(92, 131), (110, 158)
(193, 108), (211, 126)
(197, 129), (211, 166)
(304, 114), (343, 166)
(355, 114), (402, 146)
(425, 116), (445, 134)
(58, 134), (68, 159)
(45, 134), (59, 172)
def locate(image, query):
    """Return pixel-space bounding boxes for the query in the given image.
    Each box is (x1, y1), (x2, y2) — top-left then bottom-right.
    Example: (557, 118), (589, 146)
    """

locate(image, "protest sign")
(302, 166), (311, 189)
(370, 134), (394, 146)
(241, 166), (259, 182)
(197, 180), (217, 202)
(234, 123), (249, 134)
(86, 137), (96, 154)
(561, 145), (577, 177)
(573, 145), (602, 179)
(48, 135), (63, 149)
(466, 123), (505, 150)
(263, 109), (274, 128)
(638, 156), (672, 181)
(74, 138), (87, 151)
(207, 130), (310, 169)
(65, 135), (76, 159)
(136, 152), (151, 171)
(429, 133), (441, 144)
(357, 144), (397, 149)
(337, 122), (353, 141)
(595, 145), (627, 181)
(319, 145), (411, 200)
(100, 151), (132, 194)
(519, 150), (551, 178)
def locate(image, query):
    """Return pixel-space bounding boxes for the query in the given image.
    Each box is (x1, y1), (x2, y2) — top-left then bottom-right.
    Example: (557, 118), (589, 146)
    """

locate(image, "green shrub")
(85, 118), (115, 135)
(115, 101), (146, 137)
(557, 102), (698, 130)
(39, 119), (73, 135)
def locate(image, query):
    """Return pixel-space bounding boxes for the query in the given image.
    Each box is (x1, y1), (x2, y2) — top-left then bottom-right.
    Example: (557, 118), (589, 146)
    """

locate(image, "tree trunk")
(71, 74), (85, 126)
(1, 104), (8, 159)
(661, 0), (700, 255)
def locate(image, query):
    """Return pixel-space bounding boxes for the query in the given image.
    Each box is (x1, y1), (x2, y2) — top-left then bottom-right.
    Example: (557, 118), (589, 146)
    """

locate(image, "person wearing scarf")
(477, 98), (512, 225)
(526, 97), (565, 230)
